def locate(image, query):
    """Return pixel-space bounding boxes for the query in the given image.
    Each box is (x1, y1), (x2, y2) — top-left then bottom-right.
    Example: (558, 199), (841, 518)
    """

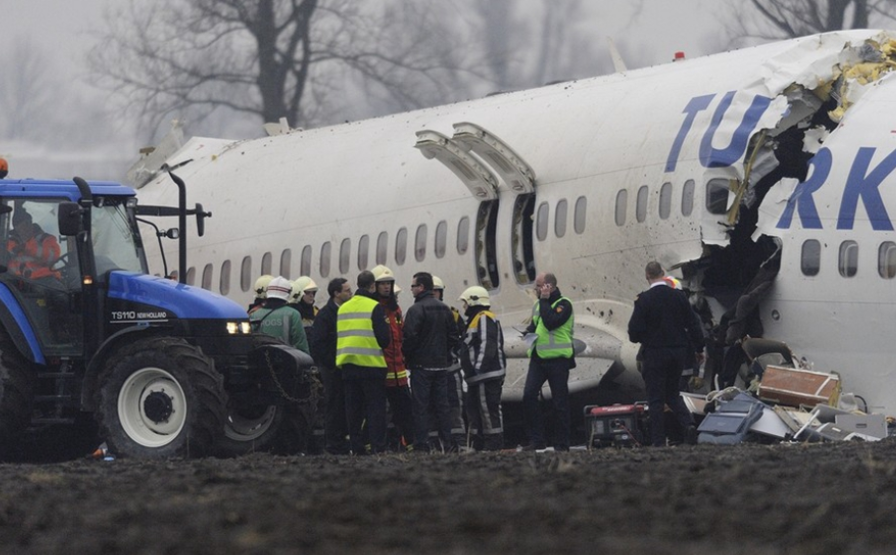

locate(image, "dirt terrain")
(0, 439), (893, 554)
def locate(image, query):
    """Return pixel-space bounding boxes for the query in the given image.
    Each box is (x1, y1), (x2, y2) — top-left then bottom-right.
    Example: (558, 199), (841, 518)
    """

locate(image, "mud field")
(0, 439), (893, 554)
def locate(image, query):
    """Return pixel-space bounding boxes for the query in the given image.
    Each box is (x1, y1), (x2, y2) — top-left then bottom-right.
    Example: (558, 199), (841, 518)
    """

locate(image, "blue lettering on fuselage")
(667, 92), (896, 231)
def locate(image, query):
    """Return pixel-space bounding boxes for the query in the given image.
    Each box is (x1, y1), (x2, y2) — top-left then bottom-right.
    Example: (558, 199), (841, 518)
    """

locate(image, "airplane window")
(186, 266), (196, 286)
(261, 252), (272, 275)
(415, 224), (427, 262)
(838, 240), (858, 278)
(457, 217), (469, 254)
(340, 238), (351, 274)
(800, 240), (820, 277)
(615, 190), (627, 226)
(574, 196), (586, 234)
(636, 186), (648, 223)
(376, 232), (388, 264)
(220, 260), (231, 295)
(280, 249), (292, 278)
(555, 199), (568, 238)
(659, 182), (672, 219)
(435, 221), (447, 259)
(395, 227), (408, 266)
(240, 256), (252, 292)
(358, 234), (369, 270)
(320, 241), (331, 278)
(682, 179), (695, 216)
(301, 245), (312, 276)
(202, 263), (213, 290)
(706, 179), (730, 215)
(878, 242), (896, 279)
(536, 202), (549, 240)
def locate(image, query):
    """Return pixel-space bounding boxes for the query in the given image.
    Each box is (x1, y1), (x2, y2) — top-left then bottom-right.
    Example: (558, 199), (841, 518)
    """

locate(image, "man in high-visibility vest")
(336, 270), (391, 455)
(522, 272), (575, 451)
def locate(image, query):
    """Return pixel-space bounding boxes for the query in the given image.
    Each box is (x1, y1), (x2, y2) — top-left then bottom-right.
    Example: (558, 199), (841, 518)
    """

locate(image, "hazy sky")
(1, 0), (730, 180)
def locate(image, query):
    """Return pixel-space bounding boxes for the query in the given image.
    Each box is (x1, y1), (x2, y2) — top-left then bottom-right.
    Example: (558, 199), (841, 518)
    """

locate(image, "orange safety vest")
(7, 232), (61, 280)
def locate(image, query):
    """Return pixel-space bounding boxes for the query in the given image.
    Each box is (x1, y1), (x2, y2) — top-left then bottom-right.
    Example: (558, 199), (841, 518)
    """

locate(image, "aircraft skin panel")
(134, 30), (896, 415)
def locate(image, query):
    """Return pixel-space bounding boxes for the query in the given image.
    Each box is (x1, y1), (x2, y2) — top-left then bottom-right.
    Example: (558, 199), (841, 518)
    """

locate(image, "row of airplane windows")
(176, 195), (591, 295)
(802, 239), (896, 279)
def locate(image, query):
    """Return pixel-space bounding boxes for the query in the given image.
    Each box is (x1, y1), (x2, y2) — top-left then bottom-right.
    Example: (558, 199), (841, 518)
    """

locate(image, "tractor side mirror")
(58, 202), (83, 236)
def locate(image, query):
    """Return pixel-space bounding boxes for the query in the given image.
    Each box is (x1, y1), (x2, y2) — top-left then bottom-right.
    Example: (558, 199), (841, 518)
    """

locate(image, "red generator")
(584, 404), (646, 447)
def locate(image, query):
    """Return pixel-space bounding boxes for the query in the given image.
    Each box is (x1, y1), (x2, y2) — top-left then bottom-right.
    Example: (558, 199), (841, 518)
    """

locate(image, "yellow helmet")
(432, 275), (445, 290)
(459, 286), (490, 307)
(371, 264), (395, 282)
(289, 276), (318, 303)
(253, 275), (274, 298)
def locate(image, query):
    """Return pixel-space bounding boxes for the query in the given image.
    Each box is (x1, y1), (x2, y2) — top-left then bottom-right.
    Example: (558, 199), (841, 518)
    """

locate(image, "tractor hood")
(107, 272), (248, 320)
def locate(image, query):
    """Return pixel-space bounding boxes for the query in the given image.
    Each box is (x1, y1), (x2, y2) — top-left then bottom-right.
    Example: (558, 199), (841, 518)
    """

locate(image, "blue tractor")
(0, 175), (316, 459)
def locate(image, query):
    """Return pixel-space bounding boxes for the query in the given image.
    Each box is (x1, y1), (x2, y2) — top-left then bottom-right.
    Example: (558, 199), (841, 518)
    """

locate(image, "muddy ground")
(0, 439), (894, 554)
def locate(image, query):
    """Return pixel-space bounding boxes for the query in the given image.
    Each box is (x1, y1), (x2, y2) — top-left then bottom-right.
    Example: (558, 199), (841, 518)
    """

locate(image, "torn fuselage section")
(674, 35), (896, 389)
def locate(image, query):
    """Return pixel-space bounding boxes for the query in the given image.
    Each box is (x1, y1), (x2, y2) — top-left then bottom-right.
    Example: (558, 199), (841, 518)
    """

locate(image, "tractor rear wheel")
(96, 337), (226, 459)
(0, 328), (35, 445)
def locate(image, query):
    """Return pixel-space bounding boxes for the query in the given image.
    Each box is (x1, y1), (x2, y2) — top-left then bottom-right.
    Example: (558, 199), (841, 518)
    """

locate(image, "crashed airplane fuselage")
(133, 30), (896, 420)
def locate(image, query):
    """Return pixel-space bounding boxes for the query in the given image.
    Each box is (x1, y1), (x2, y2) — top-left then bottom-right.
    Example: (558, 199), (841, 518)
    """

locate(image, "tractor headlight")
(226, 321), (252, 334)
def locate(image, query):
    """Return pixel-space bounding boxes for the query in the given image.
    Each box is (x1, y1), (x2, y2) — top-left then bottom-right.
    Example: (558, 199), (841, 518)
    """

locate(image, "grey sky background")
(1, 0), (732, 181)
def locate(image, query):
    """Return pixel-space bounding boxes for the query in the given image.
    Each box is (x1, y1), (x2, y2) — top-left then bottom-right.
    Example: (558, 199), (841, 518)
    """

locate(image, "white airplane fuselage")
(134, 30), (896, 418)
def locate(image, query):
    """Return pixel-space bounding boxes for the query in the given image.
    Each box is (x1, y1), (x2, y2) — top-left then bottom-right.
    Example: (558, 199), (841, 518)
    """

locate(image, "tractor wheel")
(0, 328), (35, 444)
(216, 334), (318, 456)
(96, 337), (226, 459)
(215, 334), (290, 457)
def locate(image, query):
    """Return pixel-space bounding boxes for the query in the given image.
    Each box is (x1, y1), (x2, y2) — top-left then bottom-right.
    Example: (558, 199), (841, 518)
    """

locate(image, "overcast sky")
(1, 0), (732, 180)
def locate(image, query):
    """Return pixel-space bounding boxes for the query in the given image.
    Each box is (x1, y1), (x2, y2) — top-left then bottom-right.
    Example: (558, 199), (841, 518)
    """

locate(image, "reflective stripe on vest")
(336, 295), (386, 368)
(528, 297), (574, 358)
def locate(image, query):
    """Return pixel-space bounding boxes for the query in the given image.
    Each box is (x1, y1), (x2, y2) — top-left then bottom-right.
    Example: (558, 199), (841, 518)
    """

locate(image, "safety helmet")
(254, 275), (274, 298)
(394, 284), (402, 295)
(459, 286), (490, 307)
(289, 276), (318, 302)
(371, 264), (395, 282)
(662, 276), (682, 290)
(266, 276), (292, 301)
(432, 275), (445, 290)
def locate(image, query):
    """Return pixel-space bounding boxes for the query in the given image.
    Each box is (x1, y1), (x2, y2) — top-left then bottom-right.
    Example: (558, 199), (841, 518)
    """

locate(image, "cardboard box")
(758, 365), (841, 408)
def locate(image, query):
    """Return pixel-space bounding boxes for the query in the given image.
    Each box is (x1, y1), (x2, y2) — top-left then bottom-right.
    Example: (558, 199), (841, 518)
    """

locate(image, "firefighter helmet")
(459, 286), (490, 307)
(253, 275), (273, 298)
(266, 276), (292, 301)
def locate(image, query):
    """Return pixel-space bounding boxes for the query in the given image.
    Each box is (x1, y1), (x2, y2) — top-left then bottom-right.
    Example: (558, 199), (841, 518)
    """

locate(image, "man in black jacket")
(403, 272), (460, 452)
(309, 277), (353, 454)
(628, 261), (705, 447)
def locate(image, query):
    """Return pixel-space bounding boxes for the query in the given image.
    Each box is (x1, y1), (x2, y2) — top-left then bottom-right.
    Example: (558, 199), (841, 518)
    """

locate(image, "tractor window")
(92, 202), (146, 275)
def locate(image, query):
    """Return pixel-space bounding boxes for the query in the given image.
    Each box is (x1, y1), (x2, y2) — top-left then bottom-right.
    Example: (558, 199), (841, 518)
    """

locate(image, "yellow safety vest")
(528, 297), (574, 359)
(336, 295), (387, 368)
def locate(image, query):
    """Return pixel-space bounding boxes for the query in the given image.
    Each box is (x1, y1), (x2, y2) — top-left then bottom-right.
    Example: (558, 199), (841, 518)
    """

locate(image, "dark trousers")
(319, 365), (349, 454)
(344, 374), (387, 454)
(447, 370), (466, 438)
(642, 346), (693, 447)
(523, 357), (571, 450)
(466, 378), (504, 450)
(385, 384), (415, 448)
(411, 368), (452, 450)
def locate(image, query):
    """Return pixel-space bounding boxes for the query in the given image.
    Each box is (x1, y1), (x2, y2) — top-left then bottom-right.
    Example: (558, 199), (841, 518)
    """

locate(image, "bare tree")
(89, 0), (477, 138)
(726, 0), (896, 44)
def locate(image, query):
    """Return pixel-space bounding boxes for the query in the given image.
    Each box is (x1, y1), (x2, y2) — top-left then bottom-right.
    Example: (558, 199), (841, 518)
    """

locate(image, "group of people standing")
(247, 266), (509, 455)
(246, 259), (702, 454)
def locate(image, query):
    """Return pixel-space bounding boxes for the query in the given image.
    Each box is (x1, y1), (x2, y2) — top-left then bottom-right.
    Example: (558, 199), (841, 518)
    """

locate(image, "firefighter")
(371, 264), (415, 451)
(248, 274), (273, 314)
(288, 275), (319, 332)
(458, 286), (506, 451)
(0, 157), (8, 179)
(249, 276), (309, 354)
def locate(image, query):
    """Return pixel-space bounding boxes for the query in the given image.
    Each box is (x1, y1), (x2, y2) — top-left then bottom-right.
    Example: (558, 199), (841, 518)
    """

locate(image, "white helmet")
(254, 275), (274, 298)
(459, 286), (490, 307)
(266, 276), (292, 301)
(289, 276), (318, 303)
(371, 264), (395, 282)
(432, 275), (445, 290)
